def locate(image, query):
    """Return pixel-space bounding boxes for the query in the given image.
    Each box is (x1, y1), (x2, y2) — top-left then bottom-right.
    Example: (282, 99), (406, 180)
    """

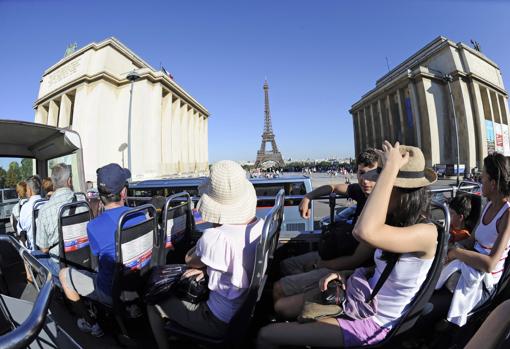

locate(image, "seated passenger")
(42, 177), (54, 199)
(448, 193), (473, 243)
(273, 149), (378, 302)
(32, 163), (85, 277)
(280, 148), (378, 277)
(59, 163), (145, 337)
(10, 181), (27, 234)
(434, 152), (510, 327)
(258, 142), (437, 348)
(147, 160), (263, 349)
(17, 176), (42, 249)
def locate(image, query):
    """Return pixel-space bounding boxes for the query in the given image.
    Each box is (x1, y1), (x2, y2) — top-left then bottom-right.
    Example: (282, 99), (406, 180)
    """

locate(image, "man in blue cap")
(59, 163), (145, 337)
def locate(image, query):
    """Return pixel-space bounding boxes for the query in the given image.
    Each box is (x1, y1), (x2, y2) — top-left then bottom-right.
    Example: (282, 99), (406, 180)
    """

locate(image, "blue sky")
(1, 0), (509, 166)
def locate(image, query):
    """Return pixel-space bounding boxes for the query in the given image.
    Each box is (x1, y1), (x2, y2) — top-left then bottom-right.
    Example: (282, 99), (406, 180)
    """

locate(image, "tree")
(0, 167), (6, 189)
(20, 158), (33, 180)
(5, 161), (21, 188)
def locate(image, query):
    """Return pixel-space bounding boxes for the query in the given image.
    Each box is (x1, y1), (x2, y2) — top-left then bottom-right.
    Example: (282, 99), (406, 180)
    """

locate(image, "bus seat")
(163, 189), (285, 348)
(347, 200), (450, 348)
(159, 192), (194, 265)
(31, 199), (48, 251)
(0, 235), (54, 349)
(57, 201), (94, 271)
(111, 204), (158, 338)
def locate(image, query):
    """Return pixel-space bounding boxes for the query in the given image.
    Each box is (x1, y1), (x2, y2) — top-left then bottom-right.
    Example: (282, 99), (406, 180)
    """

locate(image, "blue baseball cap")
(96, 163), (131, 195)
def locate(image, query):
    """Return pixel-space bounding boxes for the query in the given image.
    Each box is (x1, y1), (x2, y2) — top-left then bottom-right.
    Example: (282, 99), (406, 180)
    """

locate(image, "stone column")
(35, 105), (48, 124)
(385, 95), (395, 142)
(358, 110), (367, 151)
(376, 100), (385, 145)
(396, 89), (407, 144)
(415, 77), (441, 167)
(408, 81), (422, 148)
(161, 92), (173, 175)
(47, 100), (59, 127)
(58, 94), (72, 128)
(171, 96), (181, 174)
(468, 82), (487, 167)
(204, 116), (209, 173)
(452, 79), (478, 169)
(180, 102), (189, 174)
(352, 113), (359, 156)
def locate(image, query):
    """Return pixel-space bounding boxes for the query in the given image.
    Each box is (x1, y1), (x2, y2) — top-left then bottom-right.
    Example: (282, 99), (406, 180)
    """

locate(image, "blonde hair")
(16, 181), (27, 198)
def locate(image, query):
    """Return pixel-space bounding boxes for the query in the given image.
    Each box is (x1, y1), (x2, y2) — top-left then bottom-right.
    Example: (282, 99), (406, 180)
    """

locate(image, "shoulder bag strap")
(366, 253), (400, 302)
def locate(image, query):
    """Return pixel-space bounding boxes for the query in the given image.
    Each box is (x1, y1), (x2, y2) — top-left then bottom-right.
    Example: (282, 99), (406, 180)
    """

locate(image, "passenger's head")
(197, 160), (257, 225)
(16, 181), (27, 199)
(50, 164), (72, 190)
(96, 163), (131, 206)
(42, 177), (54, 198)
(448, 193), (472, 231)
(481, 153), (510, 198)
(384, 145), (437, 227)
(86, 181), (94, 190)
(356, 149), (378, 195)
(26, 176), (41, 197)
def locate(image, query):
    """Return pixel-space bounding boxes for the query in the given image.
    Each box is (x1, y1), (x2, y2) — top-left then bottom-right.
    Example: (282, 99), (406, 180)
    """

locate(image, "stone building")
(350, 36), (510, 170)
(34, 37), (209, 182)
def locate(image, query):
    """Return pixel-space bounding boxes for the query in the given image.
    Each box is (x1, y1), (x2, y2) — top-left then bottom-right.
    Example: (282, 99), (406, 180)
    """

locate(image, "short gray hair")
(26, 176), (41, 195)
(51, 163), (72, 189)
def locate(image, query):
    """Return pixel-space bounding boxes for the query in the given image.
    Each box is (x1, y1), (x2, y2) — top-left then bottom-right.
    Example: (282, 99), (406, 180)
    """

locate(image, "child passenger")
(435, 152), (510, 327)
(448, 193), (474, 243)
(258, 142), (438, 348)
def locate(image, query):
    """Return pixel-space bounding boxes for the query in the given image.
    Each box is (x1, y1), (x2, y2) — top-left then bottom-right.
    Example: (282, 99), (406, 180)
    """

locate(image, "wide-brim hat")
(379, 145), (437, 189)
(197, 160), (257, 224)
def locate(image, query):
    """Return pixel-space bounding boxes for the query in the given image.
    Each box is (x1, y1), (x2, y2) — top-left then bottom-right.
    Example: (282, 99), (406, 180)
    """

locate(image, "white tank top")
(369, 249), (433, 328)
(474, 201), (510, 285)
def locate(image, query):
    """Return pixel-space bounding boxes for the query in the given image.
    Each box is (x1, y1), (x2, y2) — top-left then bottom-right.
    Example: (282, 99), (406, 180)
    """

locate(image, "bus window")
(48, 153), (83, 192)
(0, 157), (35, 220)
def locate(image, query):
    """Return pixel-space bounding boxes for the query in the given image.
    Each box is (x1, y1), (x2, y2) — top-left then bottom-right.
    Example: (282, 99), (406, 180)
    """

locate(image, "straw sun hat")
(197, 160), (257, 224)
(378, 145), (437, 189)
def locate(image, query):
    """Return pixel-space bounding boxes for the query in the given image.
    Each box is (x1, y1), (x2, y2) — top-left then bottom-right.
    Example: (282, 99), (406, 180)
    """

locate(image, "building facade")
(34, 37), (209, 182)
(350, 36), (510, 170)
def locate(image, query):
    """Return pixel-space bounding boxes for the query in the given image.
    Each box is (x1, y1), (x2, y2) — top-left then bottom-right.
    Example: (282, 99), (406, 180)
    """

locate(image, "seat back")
(159, 192), (193, 265)
(31, 199), (48, 250)
(365, 200), (450, 346)
(0, 235), (54, 349)
(112, 204), (158, 308)
(57, 201), (93, 270)
(223, 189), (285, 346)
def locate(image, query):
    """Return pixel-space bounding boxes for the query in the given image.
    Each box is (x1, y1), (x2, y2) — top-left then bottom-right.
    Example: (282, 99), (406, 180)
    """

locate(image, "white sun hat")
(197, 160), (257, 224)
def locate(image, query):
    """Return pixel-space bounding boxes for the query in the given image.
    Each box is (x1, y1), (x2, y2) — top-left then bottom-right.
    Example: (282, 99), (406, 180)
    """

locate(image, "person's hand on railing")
(299, 196), (311, 219)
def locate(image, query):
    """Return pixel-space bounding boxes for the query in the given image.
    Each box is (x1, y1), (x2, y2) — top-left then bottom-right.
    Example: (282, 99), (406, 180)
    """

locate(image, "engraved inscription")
(48, 59), (81, 86)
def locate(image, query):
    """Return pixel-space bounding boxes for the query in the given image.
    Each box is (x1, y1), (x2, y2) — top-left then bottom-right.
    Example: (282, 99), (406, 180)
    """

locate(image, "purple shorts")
(338, 317), (390, 347)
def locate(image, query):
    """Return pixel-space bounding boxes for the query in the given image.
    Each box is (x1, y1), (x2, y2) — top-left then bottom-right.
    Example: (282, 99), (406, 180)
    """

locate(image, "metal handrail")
(0, 235), (54, 349)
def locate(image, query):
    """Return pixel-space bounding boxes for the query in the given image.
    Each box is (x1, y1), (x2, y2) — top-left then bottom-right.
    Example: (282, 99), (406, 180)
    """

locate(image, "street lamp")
(126, 70), (140, 176)
(118, 143), (128, 168)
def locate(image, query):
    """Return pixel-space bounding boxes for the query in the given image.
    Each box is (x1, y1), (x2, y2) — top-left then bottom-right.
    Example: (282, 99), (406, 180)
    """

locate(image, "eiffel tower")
(255, 80), (284, 168)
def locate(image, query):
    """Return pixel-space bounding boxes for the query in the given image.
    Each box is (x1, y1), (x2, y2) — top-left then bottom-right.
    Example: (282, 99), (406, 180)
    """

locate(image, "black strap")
(366, 253), (400, 302)
(69, 194), (78, 216)
(329, 192), (336, 223)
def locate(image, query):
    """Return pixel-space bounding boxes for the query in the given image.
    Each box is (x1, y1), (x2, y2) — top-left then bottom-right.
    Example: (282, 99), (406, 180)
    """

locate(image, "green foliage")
(6, 162), (21, 188)
(0, 159), (34, 188)
(20, 158), (33, 180)
(0, 167), (6, 189)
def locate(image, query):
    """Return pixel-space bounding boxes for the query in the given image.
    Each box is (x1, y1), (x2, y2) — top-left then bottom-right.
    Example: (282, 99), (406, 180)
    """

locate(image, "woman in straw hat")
(148, 160), (264, 349)
(258, 141), (438, 348)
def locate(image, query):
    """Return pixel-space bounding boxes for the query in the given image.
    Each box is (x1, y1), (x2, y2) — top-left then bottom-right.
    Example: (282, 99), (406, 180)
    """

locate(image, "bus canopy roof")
(0, 120), (82, 160)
